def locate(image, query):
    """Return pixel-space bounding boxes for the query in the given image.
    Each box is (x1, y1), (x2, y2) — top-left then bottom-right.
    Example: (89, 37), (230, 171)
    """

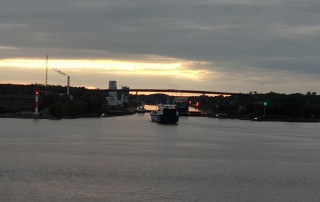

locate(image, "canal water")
(1, 114), (320, 202)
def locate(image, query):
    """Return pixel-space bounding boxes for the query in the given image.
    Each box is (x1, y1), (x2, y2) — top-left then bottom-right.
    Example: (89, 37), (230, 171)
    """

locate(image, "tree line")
(189, 92), (320, 120)
(1, 84), (319, 120)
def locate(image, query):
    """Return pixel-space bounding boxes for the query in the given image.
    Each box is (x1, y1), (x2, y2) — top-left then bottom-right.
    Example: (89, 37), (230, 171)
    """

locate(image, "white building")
(106, 81), (130, 106)
(108, 81), (117, 97)
(120, 86), (129, 104)
(106, 81), (119, 106)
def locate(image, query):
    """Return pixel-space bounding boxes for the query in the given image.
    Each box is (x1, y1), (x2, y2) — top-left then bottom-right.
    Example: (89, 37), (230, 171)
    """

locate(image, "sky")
(1, 0), (320, 94)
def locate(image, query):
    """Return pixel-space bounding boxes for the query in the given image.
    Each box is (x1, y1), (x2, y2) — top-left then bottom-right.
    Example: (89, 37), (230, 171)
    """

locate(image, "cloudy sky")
(1, 0), (320, 94)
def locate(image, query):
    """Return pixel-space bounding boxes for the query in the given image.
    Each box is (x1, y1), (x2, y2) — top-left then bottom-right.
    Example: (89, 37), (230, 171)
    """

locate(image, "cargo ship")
(173, 97), (189, 116)
(136, 105), (146, 113)
(150, 104), (179, 124)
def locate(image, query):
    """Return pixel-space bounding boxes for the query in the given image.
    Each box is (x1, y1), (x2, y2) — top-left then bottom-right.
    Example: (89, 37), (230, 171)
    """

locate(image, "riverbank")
(206, 114), (320, 123)
(2, 110), (319, 123)
(200, 109), (320, 123)
(250, 116), (320, 123)
(0, 111), (56, 119)
(0, 107), (136, 119)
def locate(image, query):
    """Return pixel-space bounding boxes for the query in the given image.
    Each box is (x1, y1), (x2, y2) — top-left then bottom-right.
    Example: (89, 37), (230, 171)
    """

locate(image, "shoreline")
(0, 110), (136, 120)
(1, 112), (319, 123)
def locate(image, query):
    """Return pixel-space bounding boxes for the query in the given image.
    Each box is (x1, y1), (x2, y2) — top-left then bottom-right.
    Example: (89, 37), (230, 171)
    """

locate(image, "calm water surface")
(1, 114), (320, 202)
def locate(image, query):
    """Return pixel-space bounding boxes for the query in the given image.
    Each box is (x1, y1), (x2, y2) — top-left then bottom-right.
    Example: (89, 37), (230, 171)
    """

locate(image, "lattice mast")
(45, 55), (48, 88)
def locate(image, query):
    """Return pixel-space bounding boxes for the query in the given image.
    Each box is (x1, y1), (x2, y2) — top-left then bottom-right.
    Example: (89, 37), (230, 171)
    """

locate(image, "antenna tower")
(45, 55), (48, 87)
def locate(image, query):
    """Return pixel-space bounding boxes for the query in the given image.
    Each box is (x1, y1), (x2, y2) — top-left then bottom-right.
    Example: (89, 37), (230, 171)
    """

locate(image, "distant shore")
(249, 117), (320, 123)
(0, 108), (136, 120)
(210, 115), (320, 123)
(1, 111), (319, 123)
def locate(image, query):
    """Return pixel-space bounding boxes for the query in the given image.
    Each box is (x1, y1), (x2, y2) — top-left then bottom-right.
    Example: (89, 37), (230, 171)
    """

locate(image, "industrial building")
(106, 81), (129, 106)
(0, 95), (35, 112)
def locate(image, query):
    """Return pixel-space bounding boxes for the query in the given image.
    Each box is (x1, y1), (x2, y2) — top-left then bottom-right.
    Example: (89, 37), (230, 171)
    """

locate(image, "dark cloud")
(1, 0), (320, 92)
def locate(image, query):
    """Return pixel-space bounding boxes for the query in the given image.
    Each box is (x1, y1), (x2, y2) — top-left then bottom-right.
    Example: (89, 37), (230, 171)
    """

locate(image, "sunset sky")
(1, 0), (320, 94)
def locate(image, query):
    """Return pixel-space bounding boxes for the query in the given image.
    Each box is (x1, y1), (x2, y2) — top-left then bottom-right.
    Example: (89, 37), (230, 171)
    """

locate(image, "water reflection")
(1, 115), (320, 201)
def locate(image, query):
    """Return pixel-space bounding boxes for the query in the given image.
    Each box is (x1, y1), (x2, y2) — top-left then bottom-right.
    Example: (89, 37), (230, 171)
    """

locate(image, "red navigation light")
(35, 90), (39, 95)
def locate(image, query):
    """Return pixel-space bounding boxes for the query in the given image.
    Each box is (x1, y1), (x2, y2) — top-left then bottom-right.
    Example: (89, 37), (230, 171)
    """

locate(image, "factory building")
(106, 81), (129, 106)
(0, 95), (35, 112)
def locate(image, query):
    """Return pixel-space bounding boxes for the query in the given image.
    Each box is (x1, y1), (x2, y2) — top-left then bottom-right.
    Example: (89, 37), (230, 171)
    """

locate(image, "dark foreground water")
(1, 114), (320, 202)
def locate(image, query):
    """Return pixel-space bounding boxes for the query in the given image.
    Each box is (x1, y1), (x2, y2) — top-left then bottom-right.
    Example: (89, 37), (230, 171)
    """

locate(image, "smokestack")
(67, 76), (70, 95)
(51, 68), (70, 96)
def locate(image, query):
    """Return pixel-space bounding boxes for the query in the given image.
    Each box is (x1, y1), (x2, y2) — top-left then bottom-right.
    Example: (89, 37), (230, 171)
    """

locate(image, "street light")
(263, 101), (267, 116)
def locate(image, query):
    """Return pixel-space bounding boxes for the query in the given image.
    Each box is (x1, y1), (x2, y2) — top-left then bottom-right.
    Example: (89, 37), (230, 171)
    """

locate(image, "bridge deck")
(105, 89), (241, 95)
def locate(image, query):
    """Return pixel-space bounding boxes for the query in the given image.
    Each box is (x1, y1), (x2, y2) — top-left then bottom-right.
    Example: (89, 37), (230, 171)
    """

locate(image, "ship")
(136, 105), (146, 113)
(150, 104), (179, 124)
(174, 97), (189, 116)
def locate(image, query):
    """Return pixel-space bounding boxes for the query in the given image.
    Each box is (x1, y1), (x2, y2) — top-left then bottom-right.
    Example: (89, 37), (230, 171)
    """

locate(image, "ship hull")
(150, 108), (179, 124)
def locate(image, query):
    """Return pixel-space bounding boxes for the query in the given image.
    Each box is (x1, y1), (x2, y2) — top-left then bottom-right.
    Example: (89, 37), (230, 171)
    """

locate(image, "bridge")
(105, 88), (242, 96)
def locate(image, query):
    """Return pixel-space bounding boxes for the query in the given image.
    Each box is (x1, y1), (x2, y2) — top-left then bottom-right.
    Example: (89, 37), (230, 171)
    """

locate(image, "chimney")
(67, 76), (70, 95)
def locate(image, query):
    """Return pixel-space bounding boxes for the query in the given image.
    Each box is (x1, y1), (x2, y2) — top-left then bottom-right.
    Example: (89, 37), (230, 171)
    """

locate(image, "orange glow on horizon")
(0, 58), (212, 80)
